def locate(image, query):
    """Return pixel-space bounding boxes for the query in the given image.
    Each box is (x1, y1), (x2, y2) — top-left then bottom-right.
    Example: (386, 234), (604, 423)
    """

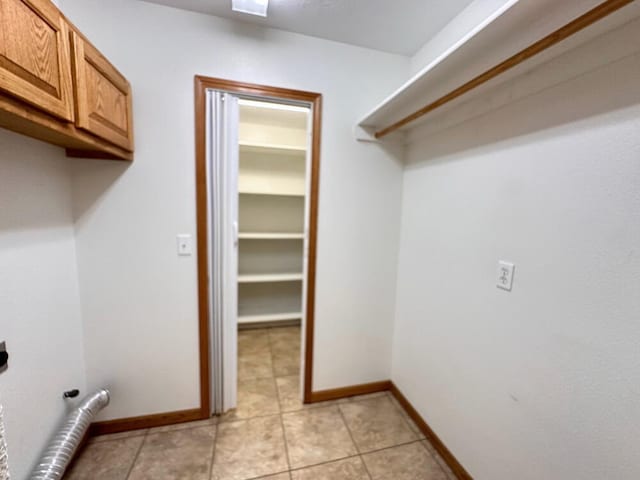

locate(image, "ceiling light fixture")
(232, 0), (269, 17)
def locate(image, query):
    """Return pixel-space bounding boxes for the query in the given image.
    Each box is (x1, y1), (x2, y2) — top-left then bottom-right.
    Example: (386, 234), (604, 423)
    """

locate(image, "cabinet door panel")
(0, 0), (74, 121)
(71, 31), (133, 151)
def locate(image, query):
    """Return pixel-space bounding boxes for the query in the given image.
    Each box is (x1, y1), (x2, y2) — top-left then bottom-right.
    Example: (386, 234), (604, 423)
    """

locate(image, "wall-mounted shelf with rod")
(356, 0), (640, 142)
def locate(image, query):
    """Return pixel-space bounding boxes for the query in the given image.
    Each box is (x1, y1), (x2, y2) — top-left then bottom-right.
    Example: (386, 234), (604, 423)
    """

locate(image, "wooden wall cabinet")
(71, 31), (134, 152)
(0, 0), (74, 121)
(0, 0), (133, 161)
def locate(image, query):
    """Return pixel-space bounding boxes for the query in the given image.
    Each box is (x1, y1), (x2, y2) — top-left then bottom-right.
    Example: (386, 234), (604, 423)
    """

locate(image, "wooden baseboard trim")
(90, 408), (203, 436)
(389, 382), (473, 480)
(307, 380), (392, 403)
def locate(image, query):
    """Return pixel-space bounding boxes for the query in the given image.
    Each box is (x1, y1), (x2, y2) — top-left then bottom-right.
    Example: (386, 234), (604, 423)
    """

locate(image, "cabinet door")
(0, 0), (74, 121)
(71, 31), (133, 151)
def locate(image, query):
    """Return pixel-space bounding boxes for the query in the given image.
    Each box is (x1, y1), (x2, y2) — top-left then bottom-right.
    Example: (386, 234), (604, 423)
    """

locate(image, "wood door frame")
(194, 76), (322, 416)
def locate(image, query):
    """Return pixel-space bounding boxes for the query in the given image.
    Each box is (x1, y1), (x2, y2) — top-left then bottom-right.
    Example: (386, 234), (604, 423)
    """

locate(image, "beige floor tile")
(347, 391), (389, 402)
(238, 349), (274, 380)
(363, 442), (448, 480)
(211, 415), (288, 480)
(256, 474), (291, 480)
(276, 375), (345, 412)
(270, 331), (301, 351)
(422, 441), (457, 480)
(339, 396), (417, 452)
(422, 438), (436, 456)
(239, 329), (270, 355)
(272, 349), (300, 377)
(128, 426), (216, 480)
(290, 456), (369, 480)
(268, 326), (301, 342)
(221, 377), (280, 421)
(89, 429), (147, 443)
(65, 435), (143, 479)
(389, 394), (426, 439)
(270, 336), (300, 354)
(275, 375), (304, 412)
(268, 326), (301, 377)
(282, 406), (357, 469)
(148, 416), (217, 433)
(273, 341), (300, 355)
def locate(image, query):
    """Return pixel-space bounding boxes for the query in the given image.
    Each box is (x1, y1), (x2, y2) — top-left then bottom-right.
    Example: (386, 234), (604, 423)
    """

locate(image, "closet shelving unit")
(237, 100), (309, 327)
(357, 0), (640, 141)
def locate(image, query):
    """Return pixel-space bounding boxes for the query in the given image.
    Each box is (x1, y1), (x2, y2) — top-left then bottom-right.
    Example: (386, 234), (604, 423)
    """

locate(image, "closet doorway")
(195, 77), (322, 417)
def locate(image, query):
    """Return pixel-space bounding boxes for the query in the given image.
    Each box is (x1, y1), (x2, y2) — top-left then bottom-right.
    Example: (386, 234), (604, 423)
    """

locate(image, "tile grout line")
(336, 401), (374, 479)
(283, 439), (428, 477)
(208, 417), (219, 480)
(286, 453), (365, 477)
(419, 442), (455, 480)
(268, 327), (294, 475)
(336, 404), (361, 455)
(361, 438), (426, 456)
(124, 429), (149, 479)
(358, 454), (375, 480)
(386, 392), (425, 440)
(385, 394), (452, 479)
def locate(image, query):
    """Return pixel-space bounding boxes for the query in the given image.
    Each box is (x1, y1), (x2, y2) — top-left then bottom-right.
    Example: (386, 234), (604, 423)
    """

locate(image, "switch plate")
(177, 234), (193, 256)
(497, 261), (515, 291)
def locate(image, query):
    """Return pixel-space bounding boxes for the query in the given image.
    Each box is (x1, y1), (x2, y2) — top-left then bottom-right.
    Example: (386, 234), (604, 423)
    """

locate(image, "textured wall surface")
(393, 39), (640, 480)
(63, 0), (408, 420)
(0, 131), (87, 480)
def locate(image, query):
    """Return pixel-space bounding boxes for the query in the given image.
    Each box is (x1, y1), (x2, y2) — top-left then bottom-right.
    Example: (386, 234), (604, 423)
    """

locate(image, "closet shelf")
(239, 191), (305, 197)
(240, 141), (306, 156)
(238, 273), (304, 283)
(239, 232), (305, 240)
(238, 312), (302, 324)
(356, 0), (639, 140)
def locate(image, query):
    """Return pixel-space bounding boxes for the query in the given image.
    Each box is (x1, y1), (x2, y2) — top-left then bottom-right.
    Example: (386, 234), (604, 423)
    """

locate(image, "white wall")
(410, 0), (512, 74)
(392, 31), (640, 480)
(63, 0), (408, 420)
(0, 130), (87, 479)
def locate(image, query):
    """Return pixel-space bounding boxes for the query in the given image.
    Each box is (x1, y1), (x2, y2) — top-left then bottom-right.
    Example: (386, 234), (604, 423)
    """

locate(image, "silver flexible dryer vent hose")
(30, 389), (110, 480)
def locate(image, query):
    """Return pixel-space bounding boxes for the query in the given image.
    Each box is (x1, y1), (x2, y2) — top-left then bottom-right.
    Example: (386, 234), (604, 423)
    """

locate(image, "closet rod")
(375, 0), (634, 139)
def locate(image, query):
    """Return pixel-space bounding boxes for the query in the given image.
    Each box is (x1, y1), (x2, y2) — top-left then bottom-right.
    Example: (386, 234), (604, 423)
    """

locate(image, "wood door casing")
(71, 31), (133, 151)
(0, 0), (74, 121)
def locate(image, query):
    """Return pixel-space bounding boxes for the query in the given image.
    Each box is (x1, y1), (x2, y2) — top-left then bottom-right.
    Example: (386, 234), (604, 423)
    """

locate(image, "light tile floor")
(66, 326), (456, 479)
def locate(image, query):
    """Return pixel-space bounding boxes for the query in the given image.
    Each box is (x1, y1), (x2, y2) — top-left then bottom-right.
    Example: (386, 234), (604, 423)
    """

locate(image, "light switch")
(497, 261), (515, 291)
(177, 234), (193, 256)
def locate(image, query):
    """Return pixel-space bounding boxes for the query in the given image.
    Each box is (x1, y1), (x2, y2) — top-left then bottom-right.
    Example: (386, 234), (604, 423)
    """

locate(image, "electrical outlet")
(177, 234), (193, 256)
(497, 261), (515, 291)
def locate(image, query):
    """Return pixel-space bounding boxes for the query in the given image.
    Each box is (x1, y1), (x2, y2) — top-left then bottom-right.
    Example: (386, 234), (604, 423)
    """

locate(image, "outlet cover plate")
(497, 261), (515, 291)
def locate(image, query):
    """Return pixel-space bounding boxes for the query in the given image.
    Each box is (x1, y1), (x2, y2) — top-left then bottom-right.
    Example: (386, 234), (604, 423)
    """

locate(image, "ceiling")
(139, 0), (475, 55)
